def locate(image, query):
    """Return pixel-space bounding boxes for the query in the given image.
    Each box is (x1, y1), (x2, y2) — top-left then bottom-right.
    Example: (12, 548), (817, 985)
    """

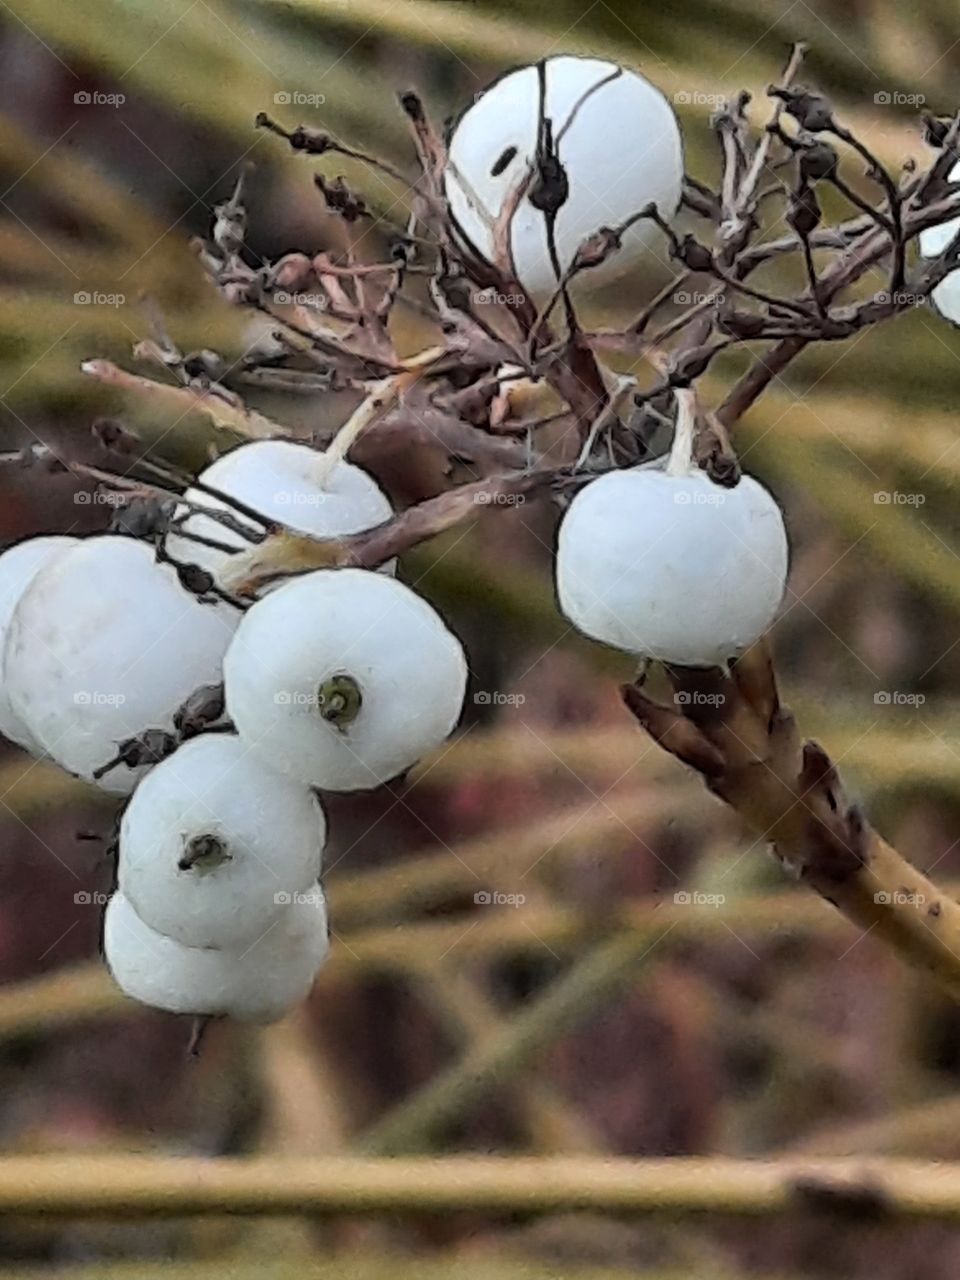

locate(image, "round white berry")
(0, 535), (77, 752)
(556, 467), (789, 667)
(104, 888), (329, 1022)
(4, 536), (238, 794)
(232, 885), (329, 1022)
(165, 440), (393, 588)
(445, 56), (683, 297)
(223, 568), (467, 791)
(118, 734), (326, 949)
(920, 159), (960, 325)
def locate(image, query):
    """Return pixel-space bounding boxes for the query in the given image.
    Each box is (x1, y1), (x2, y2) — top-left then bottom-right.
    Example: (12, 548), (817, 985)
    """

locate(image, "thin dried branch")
(80, 359), (284, 440)
(222, 469), (568, 595)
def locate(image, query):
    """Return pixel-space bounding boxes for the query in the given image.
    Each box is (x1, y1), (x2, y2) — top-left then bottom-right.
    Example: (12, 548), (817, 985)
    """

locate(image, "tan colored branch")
(623, 643), (960, 998)
(80, 359), (283, 439)
(3, 1153), (960, 1219)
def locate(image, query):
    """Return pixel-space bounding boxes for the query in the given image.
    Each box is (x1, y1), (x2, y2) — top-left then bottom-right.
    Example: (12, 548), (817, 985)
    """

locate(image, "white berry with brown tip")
(118, 734), (326, 949)
(223, 568), (467, 791)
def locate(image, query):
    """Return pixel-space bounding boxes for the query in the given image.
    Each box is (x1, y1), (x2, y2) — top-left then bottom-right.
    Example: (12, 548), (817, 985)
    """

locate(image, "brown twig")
(621, 646), (960, 999)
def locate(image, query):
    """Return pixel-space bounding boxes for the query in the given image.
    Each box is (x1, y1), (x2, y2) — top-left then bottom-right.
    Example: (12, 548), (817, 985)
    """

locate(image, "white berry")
(233, 885), (329, 1022)
(556, 467), (789, 667)
(223, 568), (467, 791)
(0, 535), (77, 752)
(920, 159), (960, 325)
(165, 440), (393, 588)
(445, 56), (683, 297)
(104, 888), (329, 1022)
(4, 536), (238, 794)
(118, 734), (326, 949)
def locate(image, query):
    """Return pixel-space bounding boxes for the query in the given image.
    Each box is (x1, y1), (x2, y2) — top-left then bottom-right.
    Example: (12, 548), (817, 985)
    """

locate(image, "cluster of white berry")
(0, 439), (467, 1023)
(0, 54), (797, 1030)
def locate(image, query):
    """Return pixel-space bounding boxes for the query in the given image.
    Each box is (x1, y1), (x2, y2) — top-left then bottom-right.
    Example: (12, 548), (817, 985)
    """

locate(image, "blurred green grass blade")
(742, 416), (960, 617)
(10, 0), (407, 144)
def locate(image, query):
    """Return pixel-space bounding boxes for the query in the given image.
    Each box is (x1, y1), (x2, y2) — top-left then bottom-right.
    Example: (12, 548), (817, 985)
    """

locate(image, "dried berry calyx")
(317, 674), (363, 731)
(799, 140), (839, 182)
(771, 86), (834, 131)
(178, 833), (231, 874)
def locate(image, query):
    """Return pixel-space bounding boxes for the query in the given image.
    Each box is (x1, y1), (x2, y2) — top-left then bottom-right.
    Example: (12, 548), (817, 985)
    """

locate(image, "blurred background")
(2, 0), (960, 1277)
